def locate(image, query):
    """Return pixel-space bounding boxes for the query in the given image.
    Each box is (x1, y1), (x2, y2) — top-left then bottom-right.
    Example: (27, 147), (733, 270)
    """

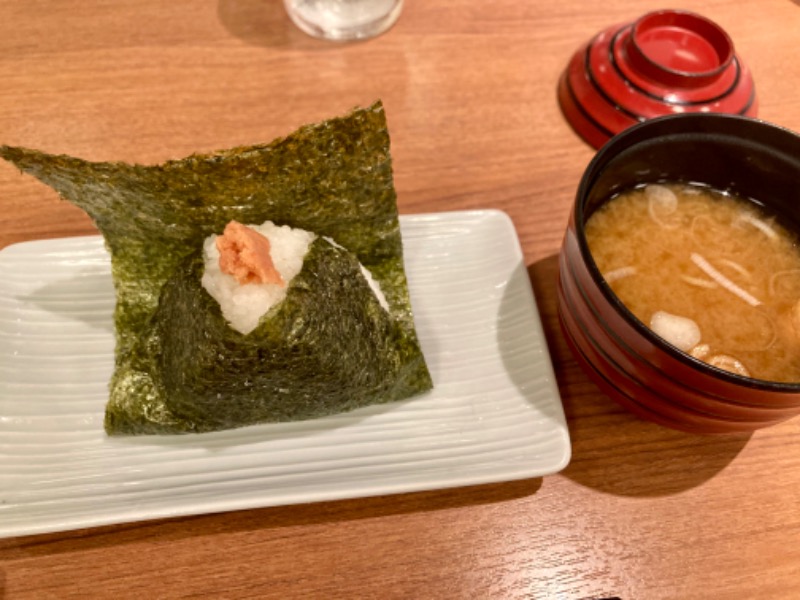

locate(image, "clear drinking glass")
(283, 0), (403, 41)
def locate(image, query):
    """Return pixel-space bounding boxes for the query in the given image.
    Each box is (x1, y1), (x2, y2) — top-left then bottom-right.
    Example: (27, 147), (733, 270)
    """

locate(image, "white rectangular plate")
(0, 209), (570, 538)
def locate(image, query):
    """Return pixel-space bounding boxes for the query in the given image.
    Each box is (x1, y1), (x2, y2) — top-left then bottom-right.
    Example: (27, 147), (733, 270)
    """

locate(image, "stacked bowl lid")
(558, 10), (758, 148)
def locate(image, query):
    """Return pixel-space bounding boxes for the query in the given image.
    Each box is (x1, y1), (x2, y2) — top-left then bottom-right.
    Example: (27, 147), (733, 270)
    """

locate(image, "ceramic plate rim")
(0, 209), (570, 538)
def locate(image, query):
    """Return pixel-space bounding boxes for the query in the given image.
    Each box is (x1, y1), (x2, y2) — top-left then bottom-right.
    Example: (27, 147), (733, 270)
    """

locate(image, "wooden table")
(2, 1), (800, 597)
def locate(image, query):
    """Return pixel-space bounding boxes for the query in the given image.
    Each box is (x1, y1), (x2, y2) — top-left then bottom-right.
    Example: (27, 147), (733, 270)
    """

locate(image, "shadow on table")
(527, 255), (752, 498)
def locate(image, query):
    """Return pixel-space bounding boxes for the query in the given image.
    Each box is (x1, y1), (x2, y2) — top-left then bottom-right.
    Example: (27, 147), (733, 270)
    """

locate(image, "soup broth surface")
(586, 182), (800, 383)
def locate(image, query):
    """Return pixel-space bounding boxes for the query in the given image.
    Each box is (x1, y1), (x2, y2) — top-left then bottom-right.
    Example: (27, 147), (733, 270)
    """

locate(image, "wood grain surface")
(2, 1), (800, 598)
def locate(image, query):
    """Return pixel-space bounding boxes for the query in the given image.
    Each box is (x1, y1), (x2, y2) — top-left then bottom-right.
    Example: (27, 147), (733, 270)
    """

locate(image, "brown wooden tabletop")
(2, 0), (800, 598)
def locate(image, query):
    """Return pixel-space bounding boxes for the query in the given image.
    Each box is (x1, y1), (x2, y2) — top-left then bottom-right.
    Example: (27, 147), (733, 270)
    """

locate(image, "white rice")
(201, 221), (316, 335)
(359, 263), (390, 312)
(201, 221), (390, 335)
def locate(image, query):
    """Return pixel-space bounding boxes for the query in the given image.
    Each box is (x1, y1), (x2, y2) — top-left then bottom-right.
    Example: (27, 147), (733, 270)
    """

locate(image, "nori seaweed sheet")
(1, 101), (433, 434)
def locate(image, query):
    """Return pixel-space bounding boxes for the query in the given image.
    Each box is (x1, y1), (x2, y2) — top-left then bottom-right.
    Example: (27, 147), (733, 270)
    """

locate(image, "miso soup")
(585, 182), (800, 383)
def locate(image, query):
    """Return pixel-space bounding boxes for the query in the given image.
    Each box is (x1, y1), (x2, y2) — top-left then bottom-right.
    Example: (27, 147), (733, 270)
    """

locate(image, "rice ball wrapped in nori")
(0, 101), (434, 435)
(107, 220), (428, 433)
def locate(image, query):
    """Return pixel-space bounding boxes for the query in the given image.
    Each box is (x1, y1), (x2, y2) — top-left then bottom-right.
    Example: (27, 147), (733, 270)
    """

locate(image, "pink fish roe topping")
(216, 221), (285, 286)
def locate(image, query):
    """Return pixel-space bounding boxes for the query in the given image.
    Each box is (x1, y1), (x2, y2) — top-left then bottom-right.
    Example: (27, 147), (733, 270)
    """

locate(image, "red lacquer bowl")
(558, 10), (758, 148)
(557, 113), (800, 434)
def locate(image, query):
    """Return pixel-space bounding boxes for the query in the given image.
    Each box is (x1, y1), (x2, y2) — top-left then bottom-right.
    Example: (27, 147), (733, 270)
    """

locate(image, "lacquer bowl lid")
(558, 10), (758, 148)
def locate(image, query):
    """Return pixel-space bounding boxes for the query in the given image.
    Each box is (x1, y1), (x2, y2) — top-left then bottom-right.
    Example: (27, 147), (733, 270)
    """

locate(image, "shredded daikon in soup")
(586, 182), (800, 383)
